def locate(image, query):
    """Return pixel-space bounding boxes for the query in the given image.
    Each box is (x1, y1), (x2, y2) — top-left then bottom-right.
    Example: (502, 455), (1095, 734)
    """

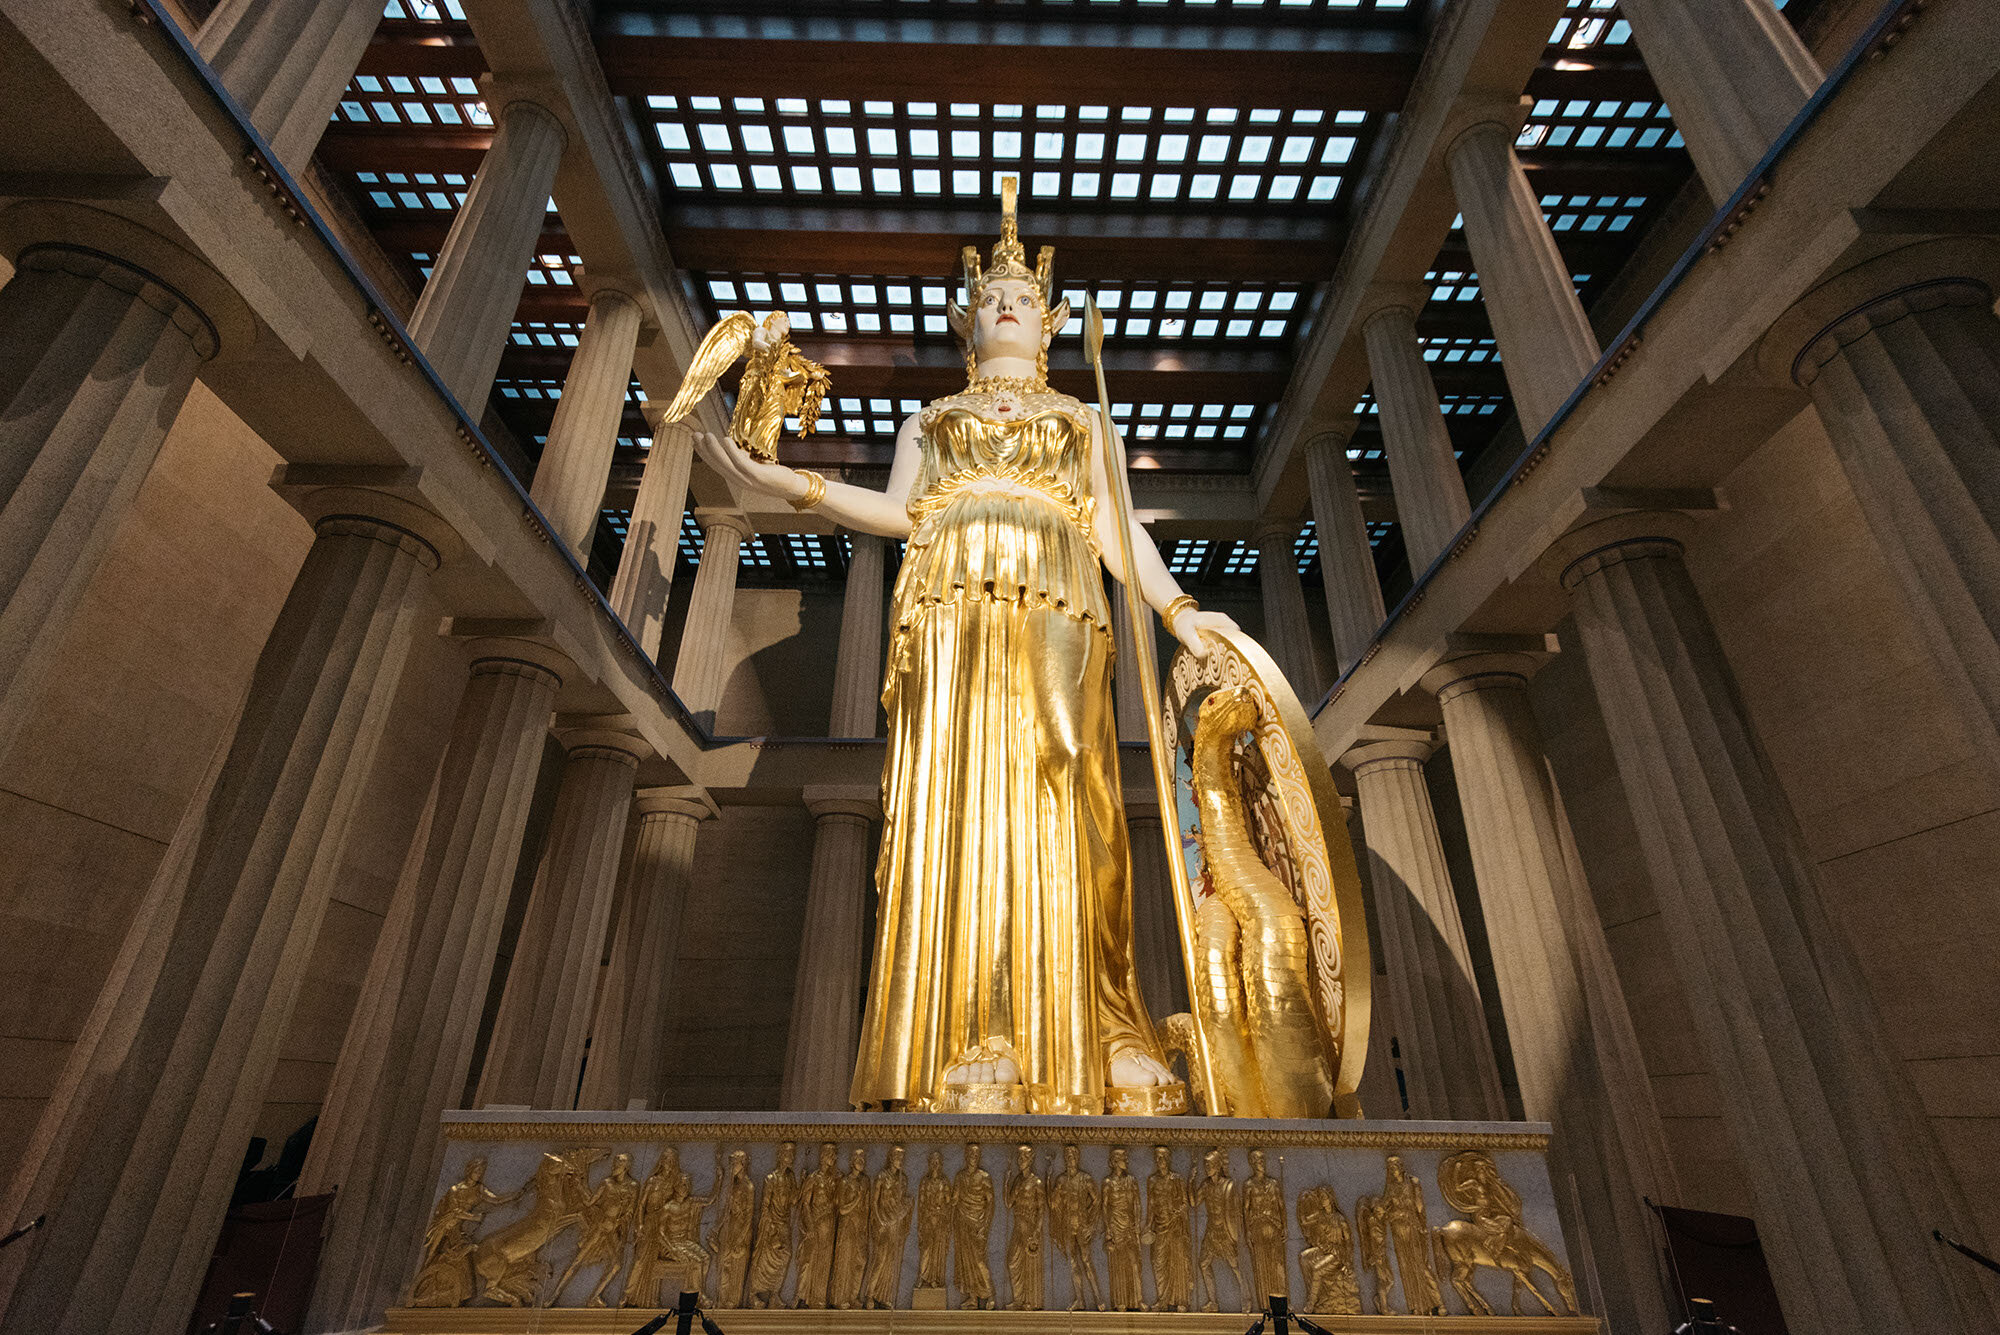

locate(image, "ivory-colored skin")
(693, 277), (1237, 1093)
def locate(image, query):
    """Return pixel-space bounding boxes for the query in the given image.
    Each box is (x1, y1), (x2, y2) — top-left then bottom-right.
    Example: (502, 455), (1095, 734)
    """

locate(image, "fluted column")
(530, 286), (644, 555)
(1255, 520), (1323, 701)
(408, 97), (567, 408)
(1361, 292), (1471, 570)
(581, 789), (715, 1111)
(781, 788), (880, 1110)
(1110, 589), (1150, 743)
(672, 509), (750, 729)
(1340, 735), (1504, 1121)
(1446, 112), (1600, 433)
(1765, 239), (2000, 782)
(1127, 805), (1189, 1019)
(0, 491), (446, 1335)
(1556, 512), (1998, 1335)
(829, 533), (886, 737)
(299, 638), (565, 1332)
(609, 419), (694, 662)
(196, 0), (382, 170)
(1616, 0), (1818, 203)
(1345, 794), (1405, 1121)
(476, 727), (647, 1109)
(1303, 431), (1385, 675)
(0, 241), (218, 757)
(1420, 650), (1675, 1335)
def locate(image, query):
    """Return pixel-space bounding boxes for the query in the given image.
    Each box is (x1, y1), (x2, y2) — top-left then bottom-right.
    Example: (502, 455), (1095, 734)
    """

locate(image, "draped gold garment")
(851, 396), (1160, 1115)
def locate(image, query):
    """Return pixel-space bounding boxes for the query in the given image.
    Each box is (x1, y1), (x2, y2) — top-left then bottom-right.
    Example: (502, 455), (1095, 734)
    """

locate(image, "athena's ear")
(1046, 298), (1071, 340)
(947, 301), (974, 346)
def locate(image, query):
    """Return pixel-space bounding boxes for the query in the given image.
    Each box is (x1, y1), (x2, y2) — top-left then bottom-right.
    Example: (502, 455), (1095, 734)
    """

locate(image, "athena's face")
(972, 279), (1046, 361)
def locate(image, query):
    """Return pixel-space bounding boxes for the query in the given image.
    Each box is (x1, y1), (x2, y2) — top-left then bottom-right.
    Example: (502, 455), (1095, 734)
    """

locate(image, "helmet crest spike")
(949, 176), (1071, 376)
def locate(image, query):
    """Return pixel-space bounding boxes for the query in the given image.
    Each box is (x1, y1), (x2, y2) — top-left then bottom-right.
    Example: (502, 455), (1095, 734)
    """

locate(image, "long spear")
(1083, 297), (1222, 1116)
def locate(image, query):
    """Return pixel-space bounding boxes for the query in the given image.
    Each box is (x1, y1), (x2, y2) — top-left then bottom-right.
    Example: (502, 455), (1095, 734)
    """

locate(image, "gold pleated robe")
(851, 397), (1159, 1115)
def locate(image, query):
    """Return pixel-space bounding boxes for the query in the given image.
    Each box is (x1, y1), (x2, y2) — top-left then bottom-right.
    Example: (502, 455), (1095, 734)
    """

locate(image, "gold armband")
(1163, 594), (1200, 626)
(790, 469), (826, 511)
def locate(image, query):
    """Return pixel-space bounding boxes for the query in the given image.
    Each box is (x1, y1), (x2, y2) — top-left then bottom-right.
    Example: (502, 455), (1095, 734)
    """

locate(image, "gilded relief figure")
(746, 1141), (799, 1308)
(1297, 1184), (1361, 1315)
(1194, 1148), (1245, 1313)
(1355, 1192), (1394, 1315)
(470, 1147), (602, 1307)
(550, 1153), (640, 1307)
(623, 1148), (688, 1309)
(693, 181), (1235, 1117)
(1050, 1145), (1102, 1311)
(1003, 1145), (1047, 1310)
(1103, 1147), (1144, 1312)
(410, 1156), (521, 1308)
(658, 310), (829, 464)
(1243, 1149), (1289, 1306)
(794, 1143), (842, 1308)
(864, 1145), (913, 1308)
(1145, 1145), (1195, 1313)
(1382, 1153), (1443, 1315)
(952, 1143), (997, 1309)
(831, 1147), (872, 1309)
(916, 1150), (952, 1290)
(1432, 1150), (1578, 1317)
(657, 1163), (723, 1305)
(711, 1149), (757, 1308)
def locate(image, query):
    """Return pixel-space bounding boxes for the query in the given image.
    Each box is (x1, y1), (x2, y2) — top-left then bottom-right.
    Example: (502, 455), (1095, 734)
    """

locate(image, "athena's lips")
(997, 312), (1019, 325)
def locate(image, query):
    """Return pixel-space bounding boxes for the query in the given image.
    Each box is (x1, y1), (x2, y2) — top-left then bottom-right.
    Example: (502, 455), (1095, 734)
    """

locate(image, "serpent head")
(1199, 685), (1262, 738)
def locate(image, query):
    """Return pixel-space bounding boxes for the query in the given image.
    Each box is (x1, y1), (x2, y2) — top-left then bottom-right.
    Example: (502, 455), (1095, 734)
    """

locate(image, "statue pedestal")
(383, 1110), (1601, 1333)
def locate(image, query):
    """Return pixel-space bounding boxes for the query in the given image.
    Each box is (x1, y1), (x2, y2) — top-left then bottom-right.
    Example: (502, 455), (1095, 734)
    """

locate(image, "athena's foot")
(1108, 1045), (1174, 1087)
(943, 1043), (1019, 1086)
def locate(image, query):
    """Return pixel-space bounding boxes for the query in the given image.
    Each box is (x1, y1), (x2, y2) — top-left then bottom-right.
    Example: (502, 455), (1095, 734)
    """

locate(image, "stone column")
(1345, 794), (1406, 1121)
(581, 789), (715, 1111)
(1302, 431), (1385, 675)
(1339, 734), (1505, 1122)
(1110, 590), (1151, 743)
(1127, 804), (1189, 1019)
(1556, 512), (1999, 1335)
(1765, 239), (2000, 783)
(476, 726), (647, 1109)
(529, 285), (644, 556)
(408, 97), (568, 409)
(0, 489), (447, 1335)
(298, 638), (565, 1332)
(608, 418), (694, 662)
(671, 509), (750, 730)
(1255, 520), (1323, 701)
(780, 788), (880, 1111)
(1361, 291), (1471, 570)
(0, 237), (220, 757)
(1616, 0), (1819, 203)
(829, 533), (886, 737)
(1420, 649), (1676, 1335)
(1446, 112), (1600, 434)
(196, 0), (383, 171)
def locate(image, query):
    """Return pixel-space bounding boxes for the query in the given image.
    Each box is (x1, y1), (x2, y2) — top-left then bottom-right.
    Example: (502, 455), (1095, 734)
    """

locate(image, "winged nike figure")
(656, 310), (830, 463)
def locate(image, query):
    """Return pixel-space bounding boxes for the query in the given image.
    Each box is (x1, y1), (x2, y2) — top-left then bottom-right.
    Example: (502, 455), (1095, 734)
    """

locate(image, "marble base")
(382, 1110), (1596, 1333)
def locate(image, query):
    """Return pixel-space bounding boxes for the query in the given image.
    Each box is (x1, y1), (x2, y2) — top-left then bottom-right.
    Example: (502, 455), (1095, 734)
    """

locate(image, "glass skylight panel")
(638, 97), (1373, 208)
(335, 73), (486, 131)
(1518, 97), (1681, 153)
(1548, 0), (1632, 53)
(1166, 539), (1212, 575)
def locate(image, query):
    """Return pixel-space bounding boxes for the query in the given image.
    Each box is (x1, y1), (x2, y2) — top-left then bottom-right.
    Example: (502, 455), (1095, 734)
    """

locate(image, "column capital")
(1419, 633), (1554, 700)
(804, 784), (881, 822)
(1301, 427), (1352, 459)
(1547, 509), (1700, 590)
(271, 467), (460, 568)
(555, 722), (649, 766)
(634, 786), (717, 822)
(1442, 95), (1531, 159)
(577, 272), (645, 312)
(1355, 281), (1430, 329)
(484, 83), (570, 144)
(1254, 517), (1303, 550)
(695, 507), (754, 543)
(1760, 236), (2000, 387)
(1340, 725), (1438, 772)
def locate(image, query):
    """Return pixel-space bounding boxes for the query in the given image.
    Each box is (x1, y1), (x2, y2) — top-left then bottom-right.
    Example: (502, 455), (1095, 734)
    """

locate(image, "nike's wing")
(657, 310), (756, 424)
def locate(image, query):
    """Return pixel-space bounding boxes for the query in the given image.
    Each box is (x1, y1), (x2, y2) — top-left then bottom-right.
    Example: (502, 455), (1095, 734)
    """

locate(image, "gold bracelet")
(790, 469), (826, 511)
(1162, 594), (1200, 626)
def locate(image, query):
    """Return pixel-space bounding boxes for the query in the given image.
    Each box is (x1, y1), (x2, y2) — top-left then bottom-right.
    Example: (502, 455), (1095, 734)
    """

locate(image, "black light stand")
(1935, 1229), (2000, 1277)
(630, 1292), (726, 1335)
(0, 1216), (42, 1251)
(201, 1293), (277, 1335)
(1242, 1296), (1338, 1335)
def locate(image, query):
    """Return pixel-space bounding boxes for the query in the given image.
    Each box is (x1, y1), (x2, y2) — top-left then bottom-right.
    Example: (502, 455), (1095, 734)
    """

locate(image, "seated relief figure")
(692, 182), (1238, 1115)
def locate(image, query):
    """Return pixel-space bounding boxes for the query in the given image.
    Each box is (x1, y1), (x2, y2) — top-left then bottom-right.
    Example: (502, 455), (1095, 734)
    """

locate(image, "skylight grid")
(1218, 540), (1258, 576)
(1294, 521), (1318, 574)
(1547, 0), (1631, 53)
(349, 169), (471, 213)
(511, 320), (583, 349)
(1424, 267), (1594, 302)
(1518, 99), (1682, 153)
(334, 73), (489, 129)
(641, 98), (1370, 208)
(494, 375), (564, 403)
(1366, 520), (1396, 548)
(772, 0), (1414, 12)
(601, 508), (630, 541)
(1166, 539), (1213, 575)
(679, 512), (705, 567)
(695, 272), (1310, 347)
(1420, 335), (1498, 364)
(383, 0), (467, 23)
